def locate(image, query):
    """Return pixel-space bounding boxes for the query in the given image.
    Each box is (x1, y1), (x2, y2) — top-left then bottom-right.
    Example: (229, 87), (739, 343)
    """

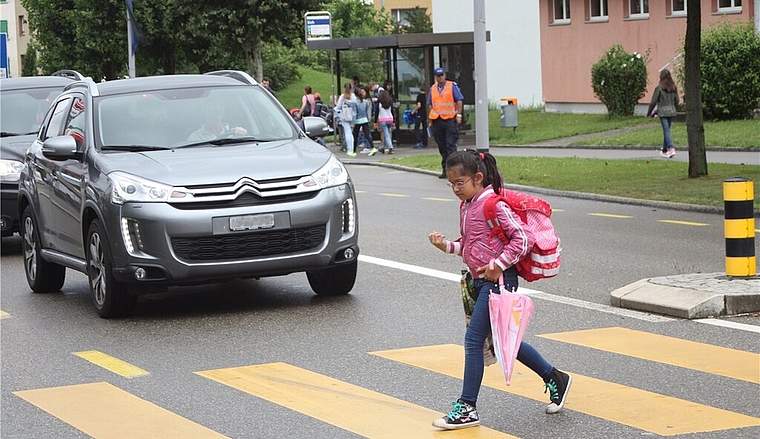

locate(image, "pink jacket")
(445, 186), (534, 277)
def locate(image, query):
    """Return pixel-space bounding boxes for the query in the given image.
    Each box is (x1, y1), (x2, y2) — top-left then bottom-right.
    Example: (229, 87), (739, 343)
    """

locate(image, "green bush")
(591, 45), (650, 117)
(699, 22), (760, 120)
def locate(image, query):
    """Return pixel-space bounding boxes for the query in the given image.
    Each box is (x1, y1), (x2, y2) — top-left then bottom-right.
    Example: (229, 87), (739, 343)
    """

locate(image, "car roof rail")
(63, 77), (100, 97)
(204, 70), (258, 85)
(51, 69), (86, 81)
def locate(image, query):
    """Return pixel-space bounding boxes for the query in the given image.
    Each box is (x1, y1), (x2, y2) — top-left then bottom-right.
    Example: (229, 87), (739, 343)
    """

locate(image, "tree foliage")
(591, 44), (650, 117)
(699, 22), (760, 121)
(393, 7), (432, 34)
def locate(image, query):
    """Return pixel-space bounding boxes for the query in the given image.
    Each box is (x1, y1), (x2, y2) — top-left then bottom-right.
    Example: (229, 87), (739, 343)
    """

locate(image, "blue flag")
(125, 0), (148, 55)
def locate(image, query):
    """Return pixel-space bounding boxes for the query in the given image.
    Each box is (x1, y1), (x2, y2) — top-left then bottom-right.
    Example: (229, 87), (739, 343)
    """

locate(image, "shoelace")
(446, 401), (468, 420)
(544, 380), (559, 403)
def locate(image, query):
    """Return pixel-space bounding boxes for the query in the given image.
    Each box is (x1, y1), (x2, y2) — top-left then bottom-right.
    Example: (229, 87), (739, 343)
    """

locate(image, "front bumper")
(1, 184), (20, 236)
(107, 184), (358, 285)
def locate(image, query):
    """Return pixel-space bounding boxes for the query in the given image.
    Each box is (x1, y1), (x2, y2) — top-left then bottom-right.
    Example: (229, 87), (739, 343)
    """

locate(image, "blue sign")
(0, 33), (8, 78)
(304, 12), (331, 41)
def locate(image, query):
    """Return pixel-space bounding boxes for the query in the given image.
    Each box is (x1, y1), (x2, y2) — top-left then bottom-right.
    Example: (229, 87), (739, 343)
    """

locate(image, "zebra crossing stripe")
(539, 327), (760, 384)
(13, 382), (229, 439)
(196, 362), (517, 438)
(371, 344), (760, 436)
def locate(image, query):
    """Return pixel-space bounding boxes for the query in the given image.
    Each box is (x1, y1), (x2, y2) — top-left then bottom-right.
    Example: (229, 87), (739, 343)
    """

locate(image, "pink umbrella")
(488, 276), (534, 386)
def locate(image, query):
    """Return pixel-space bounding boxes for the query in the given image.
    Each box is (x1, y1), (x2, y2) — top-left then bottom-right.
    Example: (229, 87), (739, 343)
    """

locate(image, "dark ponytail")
(445, 149), (503, 193)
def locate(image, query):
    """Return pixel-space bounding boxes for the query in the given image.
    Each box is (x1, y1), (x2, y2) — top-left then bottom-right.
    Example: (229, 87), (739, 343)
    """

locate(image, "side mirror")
(42, 136), (79, 161)
(301, 116), (330, 139)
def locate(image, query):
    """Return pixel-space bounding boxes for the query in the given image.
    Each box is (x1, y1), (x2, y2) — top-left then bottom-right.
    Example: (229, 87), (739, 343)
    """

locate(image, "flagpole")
(127, 4), (135, 78)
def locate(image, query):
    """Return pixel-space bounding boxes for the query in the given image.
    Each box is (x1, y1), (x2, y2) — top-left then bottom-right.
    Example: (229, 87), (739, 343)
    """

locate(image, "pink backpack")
(483, 189), (561, 282)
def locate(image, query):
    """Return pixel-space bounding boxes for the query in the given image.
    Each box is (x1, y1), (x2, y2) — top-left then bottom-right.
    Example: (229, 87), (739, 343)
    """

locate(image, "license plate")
(229, 213), (275, 231)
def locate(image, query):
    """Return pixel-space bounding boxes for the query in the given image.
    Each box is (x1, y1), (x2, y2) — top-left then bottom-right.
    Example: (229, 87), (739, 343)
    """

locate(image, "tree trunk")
(685, 0), (707, 178)
(243, 27), (263, 81)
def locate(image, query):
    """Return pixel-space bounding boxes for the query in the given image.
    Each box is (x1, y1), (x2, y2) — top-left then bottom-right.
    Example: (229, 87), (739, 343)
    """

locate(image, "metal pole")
(723, 178), (756, 277)
(473, 0), (488, 152)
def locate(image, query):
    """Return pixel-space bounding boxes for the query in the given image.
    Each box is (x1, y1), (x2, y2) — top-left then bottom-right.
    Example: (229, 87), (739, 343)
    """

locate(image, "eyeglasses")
(446, 177), (471, 189)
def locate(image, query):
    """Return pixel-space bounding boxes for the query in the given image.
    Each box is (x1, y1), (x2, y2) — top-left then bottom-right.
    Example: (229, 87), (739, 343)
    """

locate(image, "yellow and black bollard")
(723, 177), (756, 277)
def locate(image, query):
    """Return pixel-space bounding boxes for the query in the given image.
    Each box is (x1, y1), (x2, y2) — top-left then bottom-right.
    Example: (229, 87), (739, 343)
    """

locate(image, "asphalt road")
(1, 164), (758, 438)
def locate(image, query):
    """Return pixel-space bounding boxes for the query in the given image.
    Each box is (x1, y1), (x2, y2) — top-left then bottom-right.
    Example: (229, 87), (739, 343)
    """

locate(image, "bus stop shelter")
(307, 32), (489, 146)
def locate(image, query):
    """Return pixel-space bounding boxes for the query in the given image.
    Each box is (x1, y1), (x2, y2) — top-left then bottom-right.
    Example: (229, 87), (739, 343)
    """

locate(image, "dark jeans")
(461, 267), (553, 405)
(414, 115), (428, 146)
(660, 116), (674, 152)
(353, 123), (373, 149)
(432, 117), (459, 172)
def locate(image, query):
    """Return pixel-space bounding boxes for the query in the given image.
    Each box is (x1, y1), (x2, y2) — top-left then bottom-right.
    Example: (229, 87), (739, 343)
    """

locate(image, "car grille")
(169, 176), (320, 208)
(171, 225), (326, 261)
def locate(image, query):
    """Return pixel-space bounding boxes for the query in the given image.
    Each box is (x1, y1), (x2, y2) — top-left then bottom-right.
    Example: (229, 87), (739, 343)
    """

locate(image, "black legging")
(353, 123), (373, 149)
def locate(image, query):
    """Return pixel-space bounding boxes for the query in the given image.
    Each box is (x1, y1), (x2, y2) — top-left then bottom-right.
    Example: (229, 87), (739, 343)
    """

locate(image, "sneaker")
(544, 368), (572, 414)
(380, 148), (386, 154)
(667, 148), (676, 158)
(368, 148), (379, 156)
(346, 152), (357, 157)
(659, 150), (669, 158)
(414, 143), (424, 148)
(359, 148), (371, 154)
(432, 399), (480, 430)
(387, 148), (394, 154)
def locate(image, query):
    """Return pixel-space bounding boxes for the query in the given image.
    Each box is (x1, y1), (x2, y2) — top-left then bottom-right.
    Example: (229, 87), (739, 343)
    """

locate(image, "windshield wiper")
(101, 145), (171, 152)
(209, 136), (272, 145)
(1, 131), (24, 137)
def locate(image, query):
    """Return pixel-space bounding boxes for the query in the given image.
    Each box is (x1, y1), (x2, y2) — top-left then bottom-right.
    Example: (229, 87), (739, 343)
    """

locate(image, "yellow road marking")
(197, 362), (517, 438)
(539, 327), (760, 384)
(422, 197), (456, 202)
(589, 213), (633, 219)
(371, 344), (760, 436)
(0, 310), (9, 319)
(379, 193), (409, 198)
(355, 190), (368, 194)
(552, 208), (564, 212)
(14, 382), (228, 439)
(658, 220), (709, 226)
(72, 350), (149, 378)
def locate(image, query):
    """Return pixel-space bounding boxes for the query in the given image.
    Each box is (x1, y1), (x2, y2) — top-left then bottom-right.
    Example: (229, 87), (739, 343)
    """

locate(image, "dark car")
(1, 71), (84, 236)
(17, 71), (359, 318)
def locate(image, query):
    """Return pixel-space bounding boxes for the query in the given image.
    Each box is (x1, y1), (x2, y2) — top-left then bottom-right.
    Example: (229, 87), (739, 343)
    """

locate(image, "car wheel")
(306, 260), (357, 296)
(21, 206), (66, 292)
(86, 220), (136, 318)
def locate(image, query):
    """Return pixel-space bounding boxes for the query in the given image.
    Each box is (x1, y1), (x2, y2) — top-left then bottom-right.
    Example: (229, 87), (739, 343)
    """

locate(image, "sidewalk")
(332, 138), (760, 319)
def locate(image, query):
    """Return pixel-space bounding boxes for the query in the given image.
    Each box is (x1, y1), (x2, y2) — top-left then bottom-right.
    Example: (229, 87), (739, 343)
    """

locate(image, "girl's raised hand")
(428, 231), (447, 251)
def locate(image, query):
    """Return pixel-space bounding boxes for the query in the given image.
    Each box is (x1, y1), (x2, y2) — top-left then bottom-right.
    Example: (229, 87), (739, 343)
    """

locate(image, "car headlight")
(308, 155), (348, 189)
(0, 159), (24, 183)
(109, 171), (172, 204)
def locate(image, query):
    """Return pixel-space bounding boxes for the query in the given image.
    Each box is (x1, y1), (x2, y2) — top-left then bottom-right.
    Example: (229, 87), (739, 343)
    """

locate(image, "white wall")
(432, 0), (543, 107)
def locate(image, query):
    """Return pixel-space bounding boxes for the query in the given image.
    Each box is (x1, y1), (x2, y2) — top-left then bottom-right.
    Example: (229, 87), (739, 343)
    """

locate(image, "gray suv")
(18, 72), (359, 318)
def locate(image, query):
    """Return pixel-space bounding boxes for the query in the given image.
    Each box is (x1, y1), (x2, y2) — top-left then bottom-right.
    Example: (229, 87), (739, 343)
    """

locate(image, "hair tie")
(479, 152), (485, 160)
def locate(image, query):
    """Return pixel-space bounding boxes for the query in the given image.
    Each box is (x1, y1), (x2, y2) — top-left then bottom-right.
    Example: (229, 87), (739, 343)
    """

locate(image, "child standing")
(647, 69), (680, 158)
(428, 149), (572, 430)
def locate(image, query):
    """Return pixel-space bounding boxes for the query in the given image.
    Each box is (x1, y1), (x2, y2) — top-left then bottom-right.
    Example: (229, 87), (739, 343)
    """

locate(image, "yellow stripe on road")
(197, 362), (517, 439)
(14, 382), (228, 439)
(539, 327), (760, 384)
(658, 220), (709, 226)
(589, 213), (633, 219)
(379, 193), (409, 198)
(0, 310), (9, 319)
(371, 344), (760, 436)
(73, 350), (149, 378)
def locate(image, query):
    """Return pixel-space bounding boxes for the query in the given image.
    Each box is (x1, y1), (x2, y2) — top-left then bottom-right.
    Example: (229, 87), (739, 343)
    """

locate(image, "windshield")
(1, 87), (63, 136)
(94, 85), (297, 148)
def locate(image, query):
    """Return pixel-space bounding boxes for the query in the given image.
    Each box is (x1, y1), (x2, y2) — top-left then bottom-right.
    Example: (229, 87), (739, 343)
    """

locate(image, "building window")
(717, 0), (742, 12)
(628, 0), (649, 18)
(670, 0), (687, 16)
(18, 15), (26, 36)
(553, 0), (571, 24)
(588, 0), (608, 21)
(391, 9), (412, 27)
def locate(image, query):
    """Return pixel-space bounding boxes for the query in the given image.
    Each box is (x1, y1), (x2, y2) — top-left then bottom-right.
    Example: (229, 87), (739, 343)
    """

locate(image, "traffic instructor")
(428, 67), (464, 178)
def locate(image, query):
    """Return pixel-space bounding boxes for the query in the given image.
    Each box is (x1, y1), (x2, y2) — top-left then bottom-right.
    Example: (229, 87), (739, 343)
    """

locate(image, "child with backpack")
(427, 149), (572, 430)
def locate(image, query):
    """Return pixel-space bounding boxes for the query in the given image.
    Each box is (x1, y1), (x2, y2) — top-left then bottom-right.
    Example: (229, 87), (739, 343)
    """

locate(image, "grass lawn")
(571, 118), (760, 148)
(386, 155), (760, 208)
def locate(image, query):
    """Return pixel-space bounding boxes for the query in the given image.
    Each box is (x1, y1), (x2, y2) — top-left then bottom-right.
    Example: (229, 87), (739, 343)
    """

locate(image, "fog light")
(341, 198), (355, 234)
(134, 267), (146, 280)
(121, 217), (144, 255)
(343, 248), (355, 260)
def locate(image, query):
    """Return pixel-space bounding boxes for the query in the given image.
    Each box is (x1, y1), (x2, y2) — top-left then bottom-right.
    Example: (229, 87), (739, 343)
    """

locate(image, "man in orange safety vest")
(428, 67), (464, 179)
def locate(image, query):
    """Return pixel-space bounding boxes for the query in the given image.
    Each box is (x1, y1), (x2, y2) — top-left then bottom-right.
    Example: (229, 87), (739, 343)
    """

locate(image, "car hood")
(101, 139), (333, 185)
(1, 134), (37, 161)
